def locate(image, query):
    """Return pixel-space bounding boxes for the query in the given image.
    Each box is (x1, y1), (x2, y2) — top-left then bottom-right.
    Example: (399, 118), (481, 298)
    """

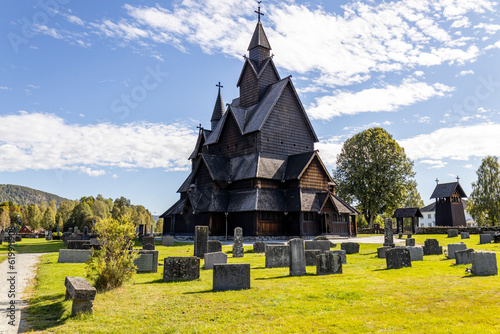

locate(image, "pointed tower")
(211, 82), (225, 130)
(248, 21), (271, 66)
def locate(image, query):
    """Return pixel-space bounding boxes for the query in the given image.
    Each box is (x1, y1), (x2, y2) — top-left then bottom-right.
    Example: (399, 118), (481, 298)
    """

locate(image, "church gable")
(299, 157), (331, 190)
(207, 111), (256, 158)
(259, 83), (316, 156)
(193, 160), (213, 190)
(238, 62), (258, 108)
(257, 61), (280, 101)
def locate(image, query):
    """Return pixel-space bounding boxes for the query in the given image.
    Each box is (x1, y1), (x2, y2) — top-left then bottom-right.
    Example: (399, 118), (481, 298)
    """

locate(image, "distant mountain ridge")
(0, 184), (70, 207)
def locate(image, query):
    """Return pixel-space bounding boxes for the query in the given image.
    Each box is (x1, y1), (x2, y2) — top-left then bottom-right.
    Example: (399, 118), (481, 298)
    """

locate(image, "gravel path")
(0, 253), (42, 334)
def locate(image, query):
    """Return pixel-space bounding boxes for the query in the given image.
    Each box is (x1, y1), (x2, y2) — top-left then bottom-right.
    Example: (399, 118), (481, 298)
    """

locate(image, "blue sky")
(1, 0), (499, 215)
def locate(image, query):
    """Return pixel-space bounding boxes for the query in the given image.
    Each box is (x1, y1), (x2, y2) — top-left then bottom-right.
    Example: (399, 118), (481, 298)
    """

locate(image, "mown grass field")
(23, 235), (500, 333)
(0, 237), (65, 254)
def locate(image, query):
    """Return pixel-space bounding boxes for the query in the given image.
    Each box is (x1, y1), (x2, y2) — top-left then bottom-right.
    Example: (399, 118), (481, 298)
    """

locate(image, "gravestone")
(265, 244), (290, 268)
(383, 218), (395, 247)
(330, 250), (347, 264)
(461, 232), (470, 239)
(58, 249), (92, 263)
(135, 250), (159, 273)
(74, 226), (79, 234)
(423, 239), (442, 255)
(57, 226), (60, 236)
(405, 238), (415, 247)
(377, 246), (392, 259)
(305, 250), (322, 266)
(65, 276), (97, 316)
(495, 235), (500, 243)
(253, 241), (266, 253)
(68, 227), (73, 234)
(472, 252), (498, 276)
(67, 240), (90, 249)
(163, 257), (200, 282)
(447, 229), (459, 238)
(162, 236), (174, 246)
(448, 243), (467, 259)
(341, 242), (360, 254)
(204, 252), (228, 270)
(289, 238), (306, 276)
(455, 249), (474, 265)
(316, 252), (342, 275)
(194, 226), (208, 258)
(83, 226), (88, 236)
(207, 240), (222, 253)
(406, 246), (424, 261)
(46, 226), (53, 241)
(213, 264), (250, 291)
(142, 236), (155, 250)
(479, 234), (492, 244)
(386, 248), (412, 269)
(304, 240), (331, 252)
(150, 224), (154, 236)
(233, 227), (244, 257)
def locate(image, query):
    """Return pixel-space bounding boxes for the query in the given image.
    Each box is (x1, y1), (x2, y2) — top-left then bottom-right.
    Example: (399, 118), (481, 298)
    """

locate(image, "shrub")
(86, 217), (138, 291)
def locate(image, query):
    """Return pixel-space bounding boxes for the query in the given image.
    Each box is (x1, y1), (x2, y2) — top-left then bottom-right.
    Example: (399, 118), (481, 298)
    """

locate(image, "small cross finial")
(456, 175), (460, 182)
(255, 1), (264, 22)
(435, 178), (439, 185)
(216, 82), (223, 91)
(196, 123), (203, 134)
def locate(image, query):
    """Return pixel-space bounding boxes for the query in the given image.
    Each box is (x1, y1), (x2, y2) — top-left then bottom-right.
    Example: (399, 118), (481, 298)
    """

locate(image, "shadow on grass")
(255, 273), (316, 280)
(26, 293), (69, 331)
(183, 289), (214, 295)
(134, 278), (165, 284)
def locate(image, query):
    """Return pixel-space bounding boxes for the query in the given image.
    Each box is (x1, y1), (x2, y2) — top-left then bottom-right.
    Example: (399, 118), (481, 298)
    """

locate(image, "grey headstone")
(423, 239), (442, 255)
(316, 252), (342, 275)
(162, 236), (174, 246)
(289, 238), (306, 276)
(305, 250), (322, 266)
(67, 240), (90, 249)
(64, 276), (96, 316)
(58, 249), (92, 263)
(163, 257), (200, 282)
(265, 244), (290, 268)
(194, 226), (208, 258)
(386, 248), (412, 269)
(304, 240), (331, 252)
(134, 254), (154, 272)
(83, 226), (88, 236)
(213, 264), (250, 291)
(461, 232), (470, 239)
(57, 226), (60, 236)
(455, 249), (474, 265)
(204, 252), (228, 270)
(68, 227), (73, 234)
(479, 234), (492, 244)
(341, 242), (359, 254)
(74, 226), (79, 234)
(232, 227), (244, 258)
(143, 244), (155, 250)
(208, 240), (222, 253)
(377, 246), (392, 259)
(136, 250), (158, 273)
(253, 241), (266, 253)
(330, 250), (347, 264)
(448, 243), (467, 259)
(150, 224), (154, 236)
(405, 238), (415, 247)
(142, 236), (155, 250)
(383, 218), (395, 247)
(406, 246), (423, 261)
(472, 252), (498, 276)
(447, 229), (459, 238)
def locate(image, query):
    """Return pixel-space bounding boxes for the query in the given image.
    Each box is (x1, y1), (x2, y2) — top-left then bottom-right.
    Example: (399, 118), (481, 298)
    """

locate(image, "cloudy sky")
(1, 0), (499, 215)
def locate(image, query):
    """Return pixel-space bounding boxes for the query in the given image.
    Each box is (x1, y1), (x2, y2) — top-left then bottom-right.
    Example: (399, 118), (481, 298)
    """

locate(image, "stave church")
(160, 8), (358, 237)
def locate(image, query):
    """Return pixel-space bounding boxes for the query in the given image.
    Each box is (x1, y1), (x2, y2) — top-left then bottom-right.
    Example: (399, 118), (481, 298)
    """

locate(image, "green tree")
(56, 201), (77, 229)
(403, 180), (425, 208)
(0, 209), (10, 228)
(40, 207), (56, 229)
(86, 217), (138, 291)
(66, 202), (93, 230)
(155, 218), (163, 233)
(25, 204), (43, 230)
(333, 127), (415, 227)
(468, 156), (500, 226)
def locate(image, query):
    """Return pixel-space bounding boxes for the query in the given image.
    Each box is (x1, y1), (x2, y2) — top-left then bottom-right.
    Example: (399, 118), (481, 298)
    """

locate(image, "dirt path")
(0, 253), (42, 334)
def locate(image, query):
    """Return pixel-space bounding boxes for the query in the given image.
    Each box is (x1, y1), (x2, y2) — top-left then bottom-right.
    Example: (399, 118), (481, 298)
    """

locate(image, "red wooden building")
(160, 14), (358, 237)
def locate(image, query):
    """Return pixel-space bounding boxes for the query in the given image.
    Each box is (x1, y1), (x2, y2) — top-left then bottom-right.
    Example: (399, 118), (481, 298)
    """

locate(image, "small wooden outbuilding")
(392, 208), (423, 234)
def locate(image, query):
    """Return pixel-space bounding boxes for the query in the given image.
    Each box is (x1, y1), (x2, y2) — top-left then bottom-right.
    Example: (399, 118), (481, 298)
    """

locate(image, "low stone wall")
(359, 227), (500, 235)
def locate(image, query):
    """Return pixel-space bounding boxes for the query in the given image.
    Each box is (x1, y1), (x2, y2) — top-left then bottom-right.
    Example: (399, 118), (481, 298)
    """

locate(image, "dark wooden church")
(160, 12), (358, 237)
(430, 179), (467, 227)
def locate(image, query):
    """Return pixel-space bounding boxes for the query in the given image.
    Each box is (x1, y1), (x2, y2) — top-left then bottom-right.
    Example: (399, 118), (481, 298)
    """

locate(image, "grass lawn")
(26, 236), (500, 334)
(0, 238), (65, 254)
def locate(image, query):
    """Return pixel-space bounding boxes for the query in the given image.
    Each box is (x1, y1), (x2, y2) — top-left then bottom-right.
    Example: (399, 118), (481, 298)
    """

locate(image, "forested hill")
(0, 184), (70, 207)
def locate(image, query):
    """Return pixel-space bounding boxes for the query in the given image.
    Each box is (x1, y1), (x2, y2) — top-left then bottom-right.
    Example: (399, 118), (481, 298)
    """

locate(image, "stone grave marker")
(386, 248), (412, 269)
(330, 250), (347, 264)
(253, 241), (265, 253)
(208, 240), (222, 253)
(423, 239), (442, 255)
(65, 276), (97, 316)
(479, 234), (492, 244)
(57, 226), (60, 236)
(406, 246), (423, 261)
(341, 242), (360, 254)
(58, 249), (92, 263)
(447, 229), (459, 238)
(447, 243), (467, 259)
(194, 226), (208, 258)
(233, 227), (244, 258)
(455, 249), (474, 265)
(289, 238), (306, 276)
(204, 252), (228, 270)
(316, 252), (342, 275)
(68, 227), (73, 234)
(405, 238), (415, 247)
(472, 252), (498, 276)
(162, 236), (174, 246)
(461, 232), (470, 239)
(265, 244), (290, 268)
(135, 250), (159, 273)
(304, 240), (331, 252)
(305, 250), (322, 266)
(46, 226), (53, 241)
(163, 257), (200, 282)
(213, 264), (250, 291)
(142, 236), (155, 250)
(383, 218), (395, 247)
(377, 246), (392, 259)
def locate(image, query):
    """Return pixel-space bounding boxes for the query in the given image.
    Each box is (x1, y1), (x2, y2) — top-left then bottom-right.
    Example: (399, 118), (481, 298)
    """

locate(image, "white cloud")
(474, 23), (500, 34)
(0, 86), (10, 90)
(413, 71), (425, 77)
(485, 40), (500, 50)
(64, 14), (85, 26)
(418, 116), (432, 123)
(308, 80), (454, 120)
(420, 159), (447, 169)
(464, 164), (474, 169)
(0, 112), (198, 173)
(315, 137), (344, 166)
(36, 25), (63, 39)
(456, 70), (474, 77)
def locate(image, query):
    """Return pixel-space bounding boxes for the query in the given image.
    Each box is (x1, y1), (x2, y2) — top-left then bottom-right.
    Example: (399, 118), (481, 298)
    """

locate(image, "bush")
(86, 217), (138, 291)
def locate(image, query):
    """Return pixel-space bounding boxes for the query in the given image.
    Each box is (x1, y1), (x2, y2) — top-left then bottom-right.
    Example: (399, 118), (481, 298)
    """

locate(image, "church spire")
(248, 2), (271, 65)
(210, 82), (225, 130)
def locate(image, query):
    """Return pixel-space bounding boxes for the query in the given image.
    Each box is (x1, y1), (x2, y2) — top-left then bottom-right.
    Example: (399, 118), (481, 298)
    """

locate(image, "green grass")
(26, 236), (500, 333)
(0, 238), (65, 254)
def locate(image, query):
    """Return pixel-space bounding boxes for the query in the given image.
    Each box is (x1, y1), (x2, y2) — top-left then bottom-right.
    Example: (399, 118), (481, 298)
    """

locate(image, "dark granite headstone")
(68, 227), (73, 234)
(383, 218), (395, 247)
(479, 234), (492, 244)
(194, 226), (208, 258)
(253, 241), (266, 253)
(305, 250), (322, 266)
(406, 246), (423, 261)
(142, 236), (155, 250)
(405, 238), (415, 247)
(472, 252), (498, 276)
(135, 250), (159, 273)
(289, 238), (306, 276)
(213, 263), (250, 291)
(316, 252), (342, 275)
(386, 248), (412, 269)
(232, 227), (244, 258)
(330, 250), (347, 264)
(57, 226), (60, 236)
(423, 239), (442, 255)
(304, 240), (331, 252)
(377, 246), (392, 259)
(455, 249), (474, 265)
(460, 232), (470, 239)
(163, 257), (200, 282)
(341, 242), (359, 254)
(447, 229), (459, 238)
(265, 244), (290, 268)
(67, 240), (91, 250)
(448, 243), (467, 259)
(207, 240), (222, 253)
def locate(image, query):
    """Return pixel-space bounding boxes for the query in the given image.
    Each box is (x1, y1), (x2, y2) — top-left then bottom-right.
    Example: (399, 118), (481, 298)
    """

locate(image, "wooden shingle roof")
(430, 182), (467, 199)
(392, 207), (423, 218)
(248, 21), (271, 51)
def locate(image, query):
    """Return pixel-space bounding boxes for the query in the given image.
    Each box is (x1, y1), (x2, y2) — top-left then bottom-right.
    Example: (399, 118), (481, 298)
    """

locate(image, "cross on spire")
(456, 175), (460, 182)
(435, 178), (439, 185)
(196, 123), (203, 134)
(255, 1), (264, 22)
(216, 82), (223, 91)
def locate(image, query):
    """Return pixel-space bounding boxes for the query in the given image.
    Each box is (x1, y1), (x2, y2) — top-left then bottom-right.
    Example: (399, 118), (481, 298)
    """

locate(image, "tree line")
(0, 195), (159, 232)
